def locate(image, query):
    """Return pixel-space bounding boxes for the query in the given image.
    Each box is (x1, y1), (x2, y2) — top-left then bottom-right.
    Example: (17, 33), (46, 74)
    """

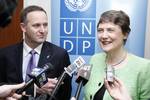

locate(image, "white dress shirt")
(22, 41), (43, 81)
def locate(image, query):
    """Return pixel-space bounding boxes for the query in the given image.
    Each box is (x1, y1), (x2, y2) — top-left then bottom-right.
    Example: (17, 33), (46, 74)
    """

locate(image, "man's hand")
(36, 78), (58, 95)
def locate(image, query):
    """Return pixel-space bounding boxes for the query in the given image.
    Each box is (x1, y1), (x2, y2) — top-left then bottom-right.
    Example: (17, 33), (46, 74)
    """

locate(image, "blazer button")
(98, 82), (101, 86)
(90, 95), (92, 100)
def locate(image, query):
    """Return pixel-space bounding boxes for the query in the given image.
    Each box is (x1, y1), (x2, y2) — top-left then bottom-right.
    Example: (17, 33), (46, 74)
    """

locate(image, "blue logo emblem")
(65, 0), (92, 12)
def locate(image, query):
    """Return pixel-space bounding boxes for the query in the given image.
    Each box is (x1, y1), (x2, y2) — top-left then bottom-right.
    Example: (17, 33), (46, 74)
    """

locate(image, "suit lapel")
(38, 42), (52, 68)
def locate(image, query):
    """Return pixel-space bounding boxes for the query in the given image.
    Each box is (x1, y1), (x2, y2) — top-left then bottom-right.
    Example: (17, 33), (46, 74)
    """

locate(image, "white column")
(144, 0), (150, 59)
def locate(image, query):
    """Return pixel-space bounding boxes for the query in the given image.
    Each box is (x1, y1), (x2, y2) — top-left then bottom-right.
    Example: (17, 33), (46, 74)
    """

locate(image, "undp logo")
(60, 0), (96, 55)
(64, 0), (92, 12)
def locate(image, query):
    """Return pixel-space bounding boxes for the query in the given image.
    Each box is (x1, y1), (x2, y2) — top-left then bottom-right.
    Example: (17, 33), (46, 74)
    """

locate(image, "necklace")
(106, 52), (127, 67)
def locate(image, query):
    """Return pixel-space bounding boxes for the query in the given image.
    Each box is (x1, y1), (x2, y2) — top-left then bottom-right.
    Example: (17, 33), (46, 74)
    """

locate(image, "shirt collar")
(23, 41), (43, 57)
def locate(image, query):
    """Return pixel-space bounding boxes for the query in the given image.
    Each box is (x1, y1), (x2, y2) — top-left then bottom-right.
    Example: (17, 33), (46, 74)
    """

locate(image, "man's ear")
(20, 23), (26, 33)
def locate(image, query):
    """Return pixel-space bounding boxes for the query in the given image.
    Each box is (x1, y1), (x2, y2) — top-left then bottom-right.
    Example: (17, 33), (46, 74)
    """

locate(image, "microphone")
(71, 64), (92, 100)
(49, 56), (85, 100)
(16, 63), (53, 94)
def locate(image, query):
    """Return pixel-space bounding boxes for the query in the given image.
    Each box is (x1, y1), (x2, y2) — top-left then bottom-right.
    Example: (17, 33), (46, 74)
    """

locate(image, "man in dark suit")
(0, 5), (72, 100)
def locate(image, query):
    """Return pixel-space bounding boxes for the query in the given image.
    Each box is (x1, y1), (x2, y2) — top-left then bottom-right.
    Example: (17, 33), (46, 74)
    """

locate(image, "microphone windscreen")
(30, 63), (54, 87)
(76, 64), (92, 85)
(73, 56), (85, 68)
(65, 56), (86, 76)
(43, 63), (54, 72)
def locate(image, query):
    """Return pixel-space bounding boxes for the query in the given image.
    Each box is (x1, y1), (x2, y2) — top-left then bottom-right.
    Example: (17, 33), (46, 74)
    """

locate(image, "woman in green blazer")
(84, 10), (150, 100)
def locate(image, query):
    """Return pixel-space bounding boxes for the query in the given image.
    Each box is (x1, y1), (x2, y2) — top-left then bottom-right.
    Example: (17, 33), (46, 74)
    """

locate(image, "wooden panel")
(0, 0), (23, 48)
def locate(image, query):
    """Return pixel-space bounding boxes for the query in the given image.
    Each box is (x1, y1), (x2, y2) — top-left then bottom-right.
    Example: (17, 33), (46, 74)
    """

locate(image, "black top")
(94, 84), (106, 100)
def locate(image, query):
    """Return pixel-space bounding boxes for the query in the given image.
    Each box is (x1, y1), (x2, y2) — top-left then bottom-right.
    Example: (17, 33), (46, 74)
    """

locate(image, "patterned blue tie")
(25, 50), (36, 82)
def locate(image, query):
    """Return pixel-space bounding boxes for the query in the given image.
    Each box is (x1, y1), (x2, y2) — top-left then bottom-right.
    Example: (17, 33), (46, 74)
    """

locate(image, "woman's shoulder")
(128, 53), (150, 63)
(128, 53), (150, 69)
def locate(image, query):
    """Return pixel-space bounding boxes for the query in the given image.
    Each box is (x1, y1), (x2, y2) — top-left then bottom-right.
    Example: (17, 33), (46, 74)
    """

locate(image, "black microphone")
(71, 64), (92, 100)
(49, 56), (86, 100)
(16, 63), (54, 94)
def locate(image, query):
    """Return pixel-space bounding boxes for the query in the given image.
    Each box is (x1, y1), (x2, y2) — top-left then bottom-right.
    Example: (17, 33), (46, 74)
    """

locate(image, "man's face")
(21, 11), (48, 47)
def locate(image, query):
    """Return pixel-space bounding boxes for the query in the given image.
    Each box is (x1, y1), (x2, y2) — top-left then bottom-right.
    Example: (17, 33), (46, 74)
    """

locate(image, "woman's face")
(97, 22), (127, 53)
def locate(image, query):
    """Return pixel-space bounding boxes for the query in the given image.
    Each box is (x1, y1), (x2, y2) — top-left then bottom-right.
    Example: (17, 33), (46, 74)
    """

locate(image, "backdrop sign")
(60, 0), (96, 56)
(51, 0), (148, 98)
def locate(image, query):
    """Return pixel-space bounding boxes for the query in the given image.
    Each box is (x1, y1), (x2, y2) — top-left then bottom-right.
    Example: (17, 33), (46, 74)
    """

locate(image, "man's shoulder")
(44, 41), (67, 52)
(0, 42), (22, 52)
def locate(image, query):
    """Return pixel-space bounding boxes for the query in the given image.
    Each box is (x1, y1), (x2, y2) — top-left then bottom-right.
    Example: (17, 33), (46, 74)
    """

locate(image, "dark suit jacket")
(0, 41), (72, 100)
